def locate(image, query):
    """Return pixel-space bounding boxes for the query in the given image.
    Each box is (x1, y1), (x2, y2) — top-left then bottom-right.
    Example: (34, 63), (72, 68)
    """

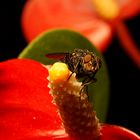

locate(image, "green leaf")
(19, 29), (110, 122)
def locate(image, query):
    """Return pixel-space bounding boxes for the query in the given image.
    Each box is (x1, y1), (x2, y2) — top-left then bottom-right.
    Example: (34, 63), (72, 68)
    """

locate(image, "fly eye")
(84, 54), (92, 63)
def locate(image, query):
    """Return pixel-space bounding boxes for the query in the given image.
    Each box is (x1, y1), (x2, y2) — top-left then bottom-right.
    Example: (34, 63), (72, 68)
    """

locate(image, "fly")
(46, 48), (102, 95)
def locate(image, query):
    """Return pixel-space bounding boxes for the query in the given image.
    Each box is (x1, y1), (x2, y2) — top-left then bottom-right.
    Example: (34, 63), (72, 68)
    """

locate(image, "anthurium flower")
(21, 0), (113, 52)
(0, 59), (140, 140)
(21, 0), (140, 68)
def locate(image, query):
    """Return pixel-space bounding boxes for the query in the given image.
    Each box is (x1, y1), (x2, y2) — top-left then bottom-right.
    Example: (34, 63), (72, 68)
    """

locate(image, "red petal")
(101, 124), (140, 140)
(21, 0), (112, 52)
(1, 59), (140, 140)
(0, 59), (62, 139)
(117, 0), (140, 19)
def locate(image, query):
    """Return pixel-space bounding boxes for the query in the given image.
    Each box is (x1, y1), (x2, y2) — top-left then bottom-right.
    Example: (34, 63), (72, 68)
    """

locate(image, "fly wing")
(46, 53), (68, 60)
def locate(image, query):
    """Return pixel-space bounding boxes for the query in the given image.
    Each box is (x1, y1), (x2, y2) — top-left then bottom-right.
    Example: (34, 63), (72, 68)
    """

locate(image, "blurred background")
(0, 0), (140, 136)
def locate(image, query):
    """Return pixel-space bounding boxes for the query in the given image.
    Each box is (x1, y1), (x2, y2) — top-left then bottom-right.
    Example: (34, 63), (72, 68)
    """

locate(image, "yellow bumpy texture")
(49, 62), (71, 83)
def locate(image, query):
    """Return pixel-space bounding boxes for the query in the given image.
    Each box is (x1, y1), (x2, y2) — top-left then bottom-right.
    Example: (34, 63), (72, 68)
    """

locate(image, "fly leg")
(80, 77), (97, 100)
(67, 60), (80, 80)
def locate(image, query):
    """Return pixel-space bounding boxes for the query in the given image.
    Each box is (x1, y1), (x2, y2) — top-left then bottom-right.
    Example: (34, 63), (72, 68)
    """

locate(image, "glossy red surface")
(0, 59), (139, 140)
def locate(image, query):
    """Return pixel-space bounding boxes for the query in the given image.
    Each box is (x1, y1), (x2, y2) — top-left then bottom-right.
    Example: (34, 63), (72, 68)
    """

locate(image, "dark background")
(0, 1), (140, 136)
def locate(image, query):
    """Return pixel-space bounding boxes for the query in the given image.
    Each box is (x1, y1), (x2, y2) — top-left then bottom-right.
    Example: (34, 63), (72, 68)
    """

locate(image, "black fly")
(46, 49), (101, 95)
